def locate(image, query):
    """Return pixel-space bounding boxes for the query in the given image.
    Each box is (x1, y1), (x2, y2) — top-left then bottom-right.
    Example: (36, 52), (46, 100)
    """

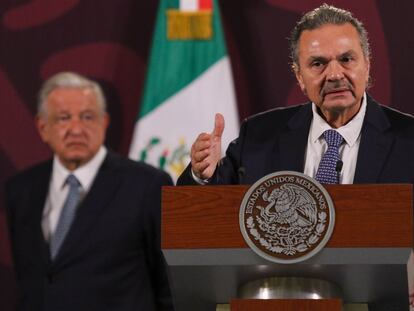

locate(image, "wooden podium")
(162, 184), (413, 311)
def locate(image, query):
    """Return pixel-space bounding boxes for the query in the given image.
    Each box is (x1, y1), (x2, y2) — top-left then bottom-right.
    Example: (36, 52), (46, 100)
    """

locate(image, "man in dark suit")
(6, 72), (175, 311)
(177, 4), (414, 186)
(178, 5), (413, 310)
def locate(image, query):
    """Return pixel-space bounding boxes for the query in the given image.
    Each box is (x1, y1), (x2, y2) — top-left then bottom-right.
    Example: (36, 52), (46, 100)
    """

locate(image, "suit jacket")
(6, 151), (175, 311)
(178, 95), (414, 185)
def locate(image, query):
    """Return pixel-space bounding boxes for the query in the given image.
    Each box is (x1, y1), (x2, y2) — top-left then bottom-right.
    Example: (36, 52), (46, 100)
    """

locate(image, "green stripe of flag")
(139, 0), (227, 119)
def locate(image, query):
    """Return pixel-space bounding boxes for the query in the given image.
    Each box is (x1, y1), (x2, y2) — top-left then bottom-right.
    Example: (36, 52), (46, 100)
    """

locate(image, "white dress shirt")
(304, 94), (367, 184)
(42, 146), (107, 241)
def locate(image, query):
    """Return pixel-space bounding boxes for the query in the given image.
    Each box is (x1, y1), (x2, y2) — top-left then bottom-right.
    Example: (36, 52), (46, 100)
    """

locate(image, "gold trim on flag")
(167, 10), (213, 40)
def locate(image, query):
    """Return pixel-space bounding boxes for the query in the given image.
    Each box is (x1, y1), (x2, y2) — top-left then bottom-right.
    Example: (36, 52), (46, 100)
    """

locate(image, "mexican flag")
(129, 0), (239, 181)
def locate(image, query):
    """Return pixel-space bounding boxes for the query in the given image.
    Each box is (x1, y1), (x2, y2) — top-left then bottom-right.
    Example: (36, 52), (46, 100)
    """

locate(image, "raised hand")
(190, 113), (224, 180)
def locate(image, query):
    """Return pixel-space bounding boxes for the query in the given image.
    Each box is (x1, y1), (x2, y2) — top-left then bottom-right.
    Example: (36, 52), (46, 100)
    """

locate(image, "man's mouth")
(324, 87), (350, 96)
(321, 80), (354, 98)
(66, 142), (86, 147)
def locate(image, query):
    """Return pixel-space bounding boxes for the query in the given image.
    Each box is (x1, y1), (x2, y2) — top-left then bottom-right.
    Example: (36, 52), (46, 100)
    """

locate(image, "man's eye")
(341, 56), (352, 63)
(81, 114), (96, 121)
(311, 61), (323, 68)
(57, 115), (70, 122)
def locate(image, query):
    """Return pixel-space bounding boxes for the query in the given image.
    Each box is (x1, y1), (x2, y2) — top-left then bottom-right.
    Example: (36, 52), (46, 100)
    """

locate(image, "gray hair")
(38, 72), (106, 116)
(289, 4), (371, 68)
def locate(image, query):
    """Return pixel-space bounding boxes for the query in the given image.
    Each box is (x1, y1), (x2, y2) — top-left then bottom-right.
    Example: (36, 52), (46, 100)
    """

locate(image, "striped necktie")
(50, 174), (81, 260)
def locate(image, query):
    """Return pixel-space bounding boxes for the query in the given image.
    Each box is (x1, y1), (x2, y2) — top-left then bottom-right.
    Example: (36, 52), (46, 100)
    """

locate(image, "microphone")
(238, 167), (245, 184)
(335, 160), (343, 184)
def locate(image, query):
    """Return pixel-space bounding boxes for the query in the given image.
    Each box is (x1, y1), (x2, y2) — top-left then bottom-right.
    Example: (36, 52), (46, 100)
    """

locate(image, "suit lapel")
(26, 161), (53, 266)
(276, 104), (313, 172)
(52, 153), (122, 266)
(354, 97), (394, 183)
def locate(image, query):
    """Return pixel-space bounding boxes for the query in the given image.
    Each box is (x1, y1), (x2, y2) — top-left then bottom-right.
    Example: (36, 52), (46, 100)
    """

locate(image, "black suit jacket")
(6, 151), (175, 311)
(178, 96), (414, 185)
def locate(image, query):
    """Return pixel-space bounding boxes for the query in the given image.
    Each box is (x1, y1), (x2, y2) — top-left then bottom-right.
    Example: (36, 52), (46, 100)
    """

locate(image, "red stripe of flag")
(199, 0), (212, 10)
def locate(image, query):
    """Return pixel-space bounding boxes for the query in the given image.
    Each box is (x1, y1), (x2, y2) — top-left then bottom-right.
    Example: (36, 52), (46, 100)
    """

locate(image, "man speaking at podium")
(177, 4), (414, 187)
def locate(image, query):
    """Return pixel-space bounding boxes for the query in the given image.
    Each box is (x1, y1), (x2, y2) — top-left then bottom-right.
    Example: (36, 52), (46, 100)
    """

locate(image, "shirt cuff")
(191, 168), (210, 185)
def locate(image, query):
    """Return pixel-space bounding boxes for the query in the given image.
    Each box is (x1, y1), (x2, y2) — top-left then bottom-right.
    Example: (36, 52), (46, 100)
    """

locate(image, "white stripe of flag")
(180, 0), (212, 11)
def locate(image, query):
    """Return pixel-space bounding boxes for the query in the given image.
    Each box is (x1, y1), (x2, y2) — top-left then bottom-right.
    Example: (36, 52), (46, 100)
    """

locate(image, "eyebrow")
(308, 56), (328, 64)
(337, 50), (356, 59)
(308, 50), (357, 63)
(80, 109), (97, 114)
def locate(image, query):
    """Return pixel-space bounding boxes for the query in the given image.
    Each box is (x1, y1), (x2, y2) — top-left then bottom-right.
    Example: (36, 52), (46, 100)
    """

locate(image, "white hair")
(38, 72), (106, 116)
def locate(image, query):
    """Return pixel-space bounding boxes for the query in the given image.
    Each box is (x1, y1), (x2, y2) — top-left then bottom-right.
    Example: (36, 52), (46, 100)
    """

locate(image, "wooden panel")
(162, 184), (412, 249)
(230, 299), (342, 311)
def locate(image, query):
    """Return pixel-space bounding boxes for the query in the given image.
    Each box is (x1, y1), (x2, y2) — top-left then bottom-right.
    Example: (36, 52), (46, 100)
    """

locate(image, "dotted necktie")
(50, 174), (81, 260)
(315, 129), (344, 184)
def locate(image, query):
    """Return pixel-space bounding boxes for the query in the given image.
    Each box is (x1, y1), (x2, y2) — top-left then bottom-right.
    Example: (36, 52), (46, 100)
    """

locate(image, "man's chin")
(66, 149), (88, 159)
(322, 94), (357, 111)
(59, 152), (92, 169)
(324, 90), (354, 102)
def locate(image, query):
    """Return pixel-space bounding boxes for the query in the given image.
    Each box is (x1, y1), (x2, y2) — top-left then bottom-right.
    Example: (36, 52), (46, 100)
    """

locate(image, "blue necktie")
(315, 129), (344, 184)
(50, 174), (81, 260)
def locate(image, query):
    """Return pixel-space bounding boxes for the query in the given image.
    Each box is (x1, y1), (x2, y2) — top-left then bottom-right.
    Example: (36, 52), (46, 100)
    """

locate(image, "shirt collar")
(52, 146), (107, 191)
(310, 93), (367, 147)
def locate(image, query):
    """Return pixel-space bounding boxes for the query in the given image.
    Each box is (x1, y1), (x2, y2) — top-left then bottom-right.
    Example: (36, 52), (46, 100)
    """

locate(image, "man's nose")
(67, 118), (83, 133)
(326, 60), (344, 81)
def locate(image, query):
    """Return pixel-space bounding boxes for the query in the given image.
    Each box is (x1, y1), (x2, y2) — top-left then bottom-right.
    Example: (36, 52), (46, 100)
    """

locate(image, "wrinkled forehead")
(297, 23), (365, 59)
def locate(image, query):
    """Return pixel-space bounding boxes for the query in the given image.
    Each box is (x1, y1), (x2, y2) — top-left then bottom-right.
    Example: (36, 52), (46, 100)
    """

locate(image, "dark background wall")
(0, 0), (413, 308)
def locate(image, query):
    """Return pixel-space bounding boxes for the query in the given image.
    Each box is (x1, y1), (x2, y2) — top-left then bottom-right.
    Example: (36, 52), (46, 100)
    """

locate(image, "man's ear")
(36, 115), (49, 143)
(293, 63), (306, 93)
(365, 56), (371, 85)
(103, 112), (110, 130)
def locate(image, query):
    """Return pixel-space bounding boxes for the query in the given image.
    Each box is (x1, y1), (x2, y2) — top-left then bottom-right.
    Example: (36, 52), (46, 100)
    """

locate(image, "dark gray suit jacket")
(178, 95), (414, 185)
(6, 151), (175, 311)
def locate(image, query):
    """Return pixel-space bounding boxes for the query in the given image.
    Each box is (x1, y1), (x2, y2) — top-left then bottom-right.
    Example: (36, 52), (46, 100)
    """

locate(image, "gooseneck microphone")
(335, 160), (343, 184)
